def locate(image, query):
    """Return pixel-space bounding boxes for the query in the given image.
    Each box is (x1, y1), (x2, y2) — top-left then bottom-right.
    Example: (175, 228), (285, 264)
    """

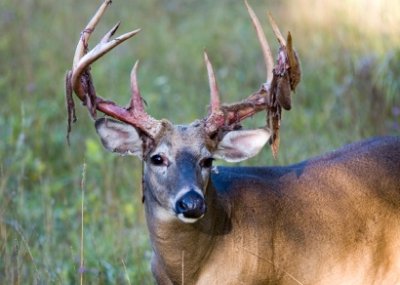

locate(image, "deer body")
(147, 136), (400, 285)
(66, 1), (400, 284)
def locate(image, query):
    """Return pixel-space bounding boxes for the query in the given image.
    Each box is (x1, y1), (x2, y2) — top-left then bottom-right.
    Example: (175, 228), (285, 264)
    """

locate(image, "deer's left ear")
(213, 129), (271, 162)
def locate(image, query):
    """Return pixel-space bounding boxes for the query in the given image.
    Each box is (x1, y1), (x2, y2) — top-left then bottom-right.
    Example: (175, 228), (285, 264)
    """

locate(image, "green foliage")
(1, 0), (399, 284)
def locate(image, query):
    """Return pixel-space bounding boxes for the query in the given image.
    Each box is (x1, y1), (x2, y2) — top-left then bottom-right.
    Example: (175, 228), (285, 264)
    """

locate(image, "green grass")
(1, 0), (399, 284)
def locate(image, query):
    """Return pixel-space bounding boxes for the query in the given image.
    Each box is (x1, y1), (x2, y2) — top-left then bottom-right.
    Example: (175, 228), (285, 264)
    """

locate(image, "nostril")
(176, 196), (195, 213)
(177, 200), (188, 212)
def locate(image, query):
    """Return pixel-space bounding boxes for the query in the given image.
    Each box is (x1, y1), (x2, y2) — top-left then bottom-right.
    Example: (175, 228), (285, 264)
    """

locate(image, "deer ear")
(213, 129), (271, 162)
(95, 118), (143, 158)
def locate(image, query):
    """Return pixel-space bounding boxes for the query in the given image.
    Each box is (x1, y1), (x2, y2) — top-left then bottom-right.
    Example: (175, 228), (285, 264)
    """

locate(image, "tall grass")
(0, 0), (399, 283)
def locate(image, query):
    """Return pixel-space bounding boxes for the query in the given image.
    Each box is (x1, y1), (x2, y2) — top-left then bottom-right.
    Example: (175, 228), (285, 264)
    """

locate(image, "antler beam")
(65, 0), (162, 142)
(204, 0), (301, 157)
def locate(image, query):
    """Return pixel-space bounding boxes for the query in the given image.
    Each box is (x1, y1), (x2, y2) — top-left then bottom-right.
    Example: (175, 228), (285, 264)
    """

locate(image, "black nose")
(175, 191), (206, 219)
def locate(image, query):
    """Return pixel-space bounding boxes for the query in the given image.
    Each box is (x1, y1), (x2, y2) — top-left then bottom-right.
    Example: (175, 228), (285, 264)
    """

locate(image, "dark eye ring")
(150, 154), (167, 166)
(200, 157), (214, 168)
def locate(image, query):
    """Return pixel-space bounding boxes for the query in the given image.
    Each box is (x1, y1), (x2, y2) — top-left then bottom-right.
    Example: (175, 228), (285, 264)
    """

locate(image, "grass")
(0, 0), (399, 284)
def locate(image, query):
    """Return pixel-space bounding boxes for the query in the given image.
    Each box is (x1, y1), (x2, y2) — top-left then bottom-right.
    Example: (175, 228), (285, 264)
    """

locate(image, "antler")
(65, 0), (163, 143)
(204, 0), (301, 157)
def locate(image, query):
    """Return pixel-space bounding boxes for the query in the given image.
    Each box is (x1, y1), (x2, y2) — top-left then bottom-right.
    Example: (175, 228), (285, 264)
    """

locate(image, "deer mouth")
(177, 213), (205, 224)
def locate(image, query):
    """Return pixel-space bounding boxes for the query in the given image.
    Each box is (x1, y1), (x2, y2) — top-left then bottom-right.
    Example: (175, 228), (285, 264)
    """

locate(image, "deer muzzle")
(175, 190), (207, 223)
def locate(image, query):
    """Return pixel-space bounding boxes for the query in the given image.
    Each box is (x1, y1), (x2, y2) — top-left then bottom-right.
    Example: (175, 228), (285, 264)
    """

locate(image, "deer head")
(65, 0), (300, 223)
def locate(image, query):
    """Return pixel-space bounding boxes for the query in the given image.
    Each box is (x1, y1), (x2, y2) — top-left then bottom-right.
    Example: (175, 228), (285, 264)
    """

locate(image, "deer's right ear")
(95, 118), (143, 158)
(213, 128), (271, 163)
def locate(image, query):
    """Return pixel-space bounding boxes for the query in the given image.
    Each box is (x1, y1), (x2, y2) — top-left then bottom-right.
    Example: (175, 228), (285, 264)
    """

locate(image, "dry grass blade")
(121, 258), (132, 285)
(80, 162), (86, 285)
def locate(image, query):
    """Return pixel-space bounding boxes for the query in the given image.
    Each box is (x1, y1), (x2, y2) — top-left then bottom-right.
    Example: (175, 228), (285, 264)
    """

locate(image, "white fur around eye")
(148, 144), (172, 176)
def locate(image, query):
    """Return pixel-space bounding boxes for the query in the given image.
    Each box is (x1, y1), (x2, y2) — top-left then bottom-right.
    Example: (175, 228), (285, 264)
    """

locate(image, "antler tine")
(267, 13), (286, 47)
(129, 61), (145, 113)
(203, 52), (226, 135)
(204, 51), (221, 114)
(244, 0), (274, 84)
(66, 0), (163, 141)
(100, 22), (121, 44)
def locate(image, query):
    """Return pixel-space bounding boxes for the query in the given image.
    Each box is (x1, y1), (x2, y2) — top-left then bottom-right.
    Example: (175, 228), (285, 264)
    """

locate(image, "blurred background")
(1, 0), (399, 283)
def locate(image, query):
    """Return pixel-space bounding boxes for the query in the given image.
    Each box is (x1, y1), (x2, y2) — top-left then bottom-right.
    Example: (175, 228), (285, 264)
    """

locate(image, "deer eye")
(150, 154), (167, 166)
(200, 157), (214, 168)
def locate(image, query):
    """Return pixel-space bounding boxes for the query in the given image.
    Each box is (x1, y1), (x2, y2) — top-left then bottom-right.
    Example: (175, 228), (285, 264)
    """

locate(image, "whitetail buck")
(65, 1), (400, 284)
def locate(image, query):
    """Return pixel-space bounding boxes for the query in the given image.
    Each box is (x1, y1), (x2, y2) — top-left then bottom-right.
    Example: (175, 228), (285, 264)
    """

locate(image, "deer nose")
(175, 191), (206, 220)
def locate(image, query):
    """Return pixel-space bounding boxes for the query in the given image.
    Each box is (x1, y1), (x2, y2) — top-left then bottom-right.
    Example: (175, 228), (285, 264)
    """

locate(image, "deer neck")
(144, 182), (231, 282)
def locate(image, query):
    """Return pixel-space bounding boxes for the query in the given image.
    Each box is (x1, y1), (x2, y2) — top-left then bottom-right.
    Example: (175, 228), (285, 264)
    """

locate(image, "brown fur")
(147, 136), (400, 285)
